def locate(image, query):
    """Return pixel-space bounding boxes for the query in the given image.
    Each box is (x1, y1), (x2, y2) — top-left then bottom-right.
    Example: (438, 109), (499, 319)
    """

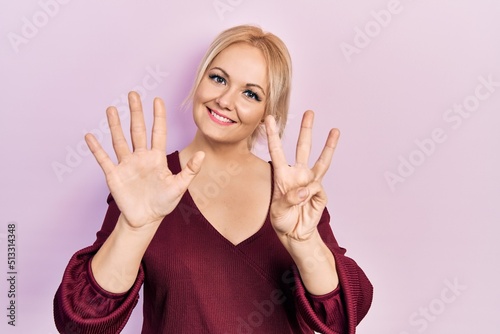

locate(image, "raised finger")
(151, 97), (167, 153)
(85, 133), (116, 176)
(107, 106), (131, 161)
(295, 111), (314, 166)
(265, 115), (287, 168)
(312, 128), (340, 180)
(128, 91), (147, 151)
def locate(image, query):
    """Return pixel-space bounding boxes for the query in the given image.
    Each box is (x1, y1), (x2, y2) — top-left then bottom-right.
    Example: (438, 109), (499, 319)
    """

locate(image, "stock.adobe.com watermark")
(213, 0), (244, 21)
(223, 248), (329, 333)
(4, 222), (18, 327)
(51, 65), (169, 183)
(339, 0), (407, 63)
(385, 73), (499, 192)
(399, 277), (467, 333)
(7, 0), (72, 54)
(178, 159), (243, 225)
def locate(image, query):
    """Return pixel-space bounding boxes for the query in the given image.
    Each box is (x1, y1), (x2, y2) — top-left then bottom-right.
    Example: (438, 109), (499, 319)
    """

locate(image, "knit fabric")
(54, 151), (373, 334)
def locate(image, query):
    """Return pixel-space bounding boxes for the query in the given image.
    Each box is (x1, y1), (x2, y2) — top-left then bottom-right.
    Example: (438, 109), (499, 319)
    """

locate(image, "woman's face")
(192, 42), (268, 148)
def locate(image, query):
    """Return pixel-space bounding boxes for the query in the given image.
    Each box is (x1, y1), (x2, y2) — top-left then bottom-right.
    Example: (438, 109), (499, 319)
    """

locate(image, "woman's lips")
(207, 107), (236, 125)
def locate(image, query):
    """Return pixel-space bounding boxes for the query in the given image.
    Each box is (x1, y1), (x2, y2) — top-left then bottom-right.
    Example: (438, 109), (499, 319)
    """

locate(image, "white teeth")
(210, 110), (233, 123)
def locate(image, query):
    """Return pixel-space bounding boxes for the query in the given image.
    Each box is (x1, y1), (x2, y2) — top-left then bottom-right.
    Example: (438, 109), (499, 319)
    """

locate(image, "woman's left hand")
(265, 110), (340, 242)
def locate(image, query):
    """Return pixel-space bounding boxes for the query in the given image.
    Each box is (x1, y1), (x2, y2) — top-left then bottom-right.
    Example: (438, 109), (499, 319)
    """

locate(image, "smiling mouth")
(207, 107), (236, 124)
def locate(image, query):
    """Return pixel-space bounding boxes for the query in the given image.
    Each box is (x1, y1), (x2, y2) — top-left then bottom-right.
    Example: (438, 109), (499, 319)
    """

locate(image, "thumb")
(185, 151), (205, 175)
(177, 151), (205, 187)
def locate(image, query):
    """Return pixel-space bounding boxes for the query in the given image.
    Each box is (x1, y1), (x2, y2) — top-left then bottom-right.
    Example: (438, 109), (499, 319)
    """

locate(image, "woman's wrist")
(278, 229), (339, 294)
(115, 214), (163, 235)
(278, 229), (324, 261)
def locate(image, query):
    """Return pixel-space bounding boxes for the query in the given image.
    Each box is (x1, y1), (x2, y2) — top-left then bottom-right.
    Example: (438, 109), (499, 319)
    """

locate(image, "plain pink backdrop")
(1, 0), (499, 333)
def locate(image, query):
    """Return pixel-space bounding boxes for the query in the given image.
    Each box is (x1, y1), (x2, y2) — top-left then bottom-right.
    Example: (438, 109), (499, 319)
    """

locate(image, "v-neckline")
(171, 151), (274, 248)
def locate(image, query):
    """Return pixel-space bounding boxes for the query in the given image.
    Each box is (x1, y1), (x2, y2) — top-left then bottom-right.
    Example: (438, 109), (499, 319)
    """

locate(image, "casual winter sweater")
(53, 151), (373, 334)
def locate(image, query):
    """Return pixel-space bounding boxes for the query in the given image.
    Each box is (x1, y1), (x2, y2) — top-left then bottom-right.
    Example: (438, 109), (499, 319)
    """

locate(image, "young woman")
(54, 25), (373, 334)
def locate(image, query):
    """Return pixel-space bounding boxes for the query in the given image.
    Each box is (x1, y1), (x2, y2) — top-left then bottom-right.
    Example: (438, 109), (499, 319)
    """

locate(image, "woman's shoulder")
(240, 154), (273, 184)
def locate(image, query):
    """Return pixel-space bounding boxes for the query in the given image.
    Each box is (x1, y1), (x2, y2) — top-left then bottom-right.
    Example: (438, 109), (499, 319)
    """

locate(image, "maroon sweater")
(54, 151), (372, 334)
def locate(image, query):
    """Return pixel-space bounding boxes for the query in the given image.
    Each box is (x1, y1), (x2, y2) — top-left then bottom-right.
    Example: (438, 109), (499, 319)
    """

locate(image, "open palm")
(85, 92), (204, 229)
(265, 111), (339, 241)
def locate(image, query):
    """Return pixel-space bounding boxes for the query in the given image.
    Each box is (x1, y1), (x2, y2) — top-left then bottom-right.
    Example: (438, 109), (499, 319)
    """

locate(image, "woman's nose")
(216, 89), (236, 111)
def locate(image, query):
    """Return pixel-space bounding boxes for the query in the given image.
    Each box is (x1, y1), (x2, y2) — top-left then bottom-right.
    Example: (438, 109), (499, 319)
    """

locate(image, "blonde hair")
(187, 25), (292, 149)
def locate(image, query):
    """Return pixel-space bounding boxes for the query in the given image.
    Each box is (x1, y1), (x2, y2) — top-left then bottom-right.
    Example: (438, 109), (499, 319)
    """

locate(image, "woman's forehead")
(210, 43), (268, 87)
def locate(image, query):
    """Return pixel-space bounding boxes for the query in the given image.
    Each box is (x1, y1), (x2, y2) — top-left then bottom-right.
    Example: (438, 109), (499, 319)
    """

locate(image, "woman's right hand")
(85, 91), (205, 230)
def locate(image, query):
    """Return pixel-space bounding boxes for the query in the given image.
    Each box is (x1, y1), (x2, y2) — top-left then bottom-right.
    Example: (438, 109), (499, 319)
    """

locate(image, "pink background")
(1, 0), (499, 333)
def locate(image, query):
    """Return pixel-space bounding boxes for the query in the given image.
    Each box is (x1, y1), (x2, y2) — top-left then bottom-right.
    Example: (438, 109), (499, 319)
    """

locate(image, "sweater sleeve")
(292, 208), (373, 334)
(53, 195), (145, 334)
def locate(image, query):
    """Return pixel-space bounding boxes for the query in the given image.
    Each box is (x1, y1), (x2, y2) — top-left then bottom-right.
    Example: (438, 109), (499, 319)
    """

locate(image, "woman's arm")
(54, 196), (145, 334)
(265, 111), (373, 333)
(279, 229), (338, 295)
(90, 214), (158, 293)
(84, 92), (204, 293)
(265, 110), (340, 295)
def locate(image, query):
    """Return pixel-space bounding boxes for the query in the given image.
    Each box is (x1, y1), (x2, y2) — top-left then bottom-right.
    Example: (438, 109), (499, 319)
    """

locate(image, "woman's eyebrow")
(211, 66), (230, 79)
(211, 66), (266, 96)
(246, 83), (266, 96)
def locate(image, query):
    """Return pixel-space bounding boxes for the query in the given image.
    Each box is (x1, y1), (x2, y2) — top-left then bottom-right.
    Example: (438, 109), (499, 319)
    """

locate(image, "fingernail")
(298, 188), (308, 199)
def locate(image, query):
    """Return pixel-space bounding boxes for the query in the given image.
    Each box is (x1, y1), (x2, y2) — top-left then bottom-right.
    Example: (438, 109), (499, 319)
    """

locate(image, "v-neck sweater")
(54, 151), (373, 333)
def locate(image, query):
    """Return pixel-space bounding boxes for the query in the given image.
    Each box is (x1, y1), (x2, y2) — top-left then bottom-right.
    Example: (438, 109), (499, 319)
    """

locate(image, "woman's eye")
(244, 90), (261, 102)
(209, 74), (226, 85)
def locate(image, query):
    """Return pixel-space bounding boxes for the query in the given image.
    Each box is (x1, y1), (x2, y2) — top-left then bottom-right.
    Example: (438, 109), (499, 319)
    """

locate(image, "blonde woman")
(54, 25), (372, 334)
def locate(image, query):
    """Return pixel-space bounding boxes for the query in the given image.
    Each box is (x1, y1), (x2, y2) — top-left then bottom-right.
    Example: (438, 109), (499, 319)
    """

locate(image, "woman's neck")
(179, 131), (259, 168)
